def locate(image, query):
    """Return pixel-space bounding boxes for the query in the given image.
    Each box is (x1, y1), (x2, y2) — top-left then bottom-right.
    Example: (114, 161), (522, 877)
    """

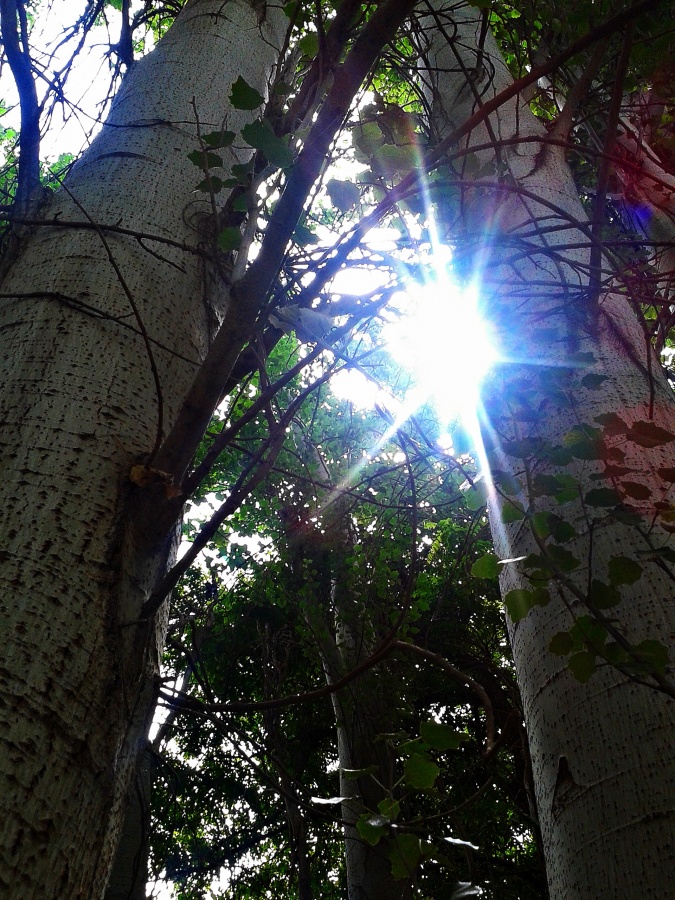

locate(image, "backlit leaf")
(420, 720), (466, 750)
(388, 833), (422, 880)
(357, 813), (389, 846)
(404, 753), (439, 789)
(298, 32), (319, 57)
(471, 553), (499, 579)
(326, 178), (360, 213)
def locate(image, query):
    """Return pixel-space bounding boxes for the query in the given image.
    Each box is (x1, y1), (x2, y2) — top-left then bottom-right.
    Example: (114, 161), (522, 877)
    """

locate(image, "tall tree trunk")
(0, 1), (285, 895)
(324, 564), (412, 899)
(419, 4), (674, 897)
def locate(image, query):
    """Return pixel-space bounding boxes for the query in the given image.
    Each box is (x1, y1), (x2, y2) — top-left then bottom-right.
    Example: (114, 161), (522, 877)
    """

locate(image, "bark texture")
(0, 1), (285, 895)
(420, 4), (675, 897)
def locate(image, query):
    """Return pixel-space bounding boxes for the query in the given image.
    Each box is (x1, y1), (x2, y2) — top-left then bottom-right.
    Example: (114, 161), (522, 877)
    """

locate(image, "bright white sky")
(2, 1), (148, 157)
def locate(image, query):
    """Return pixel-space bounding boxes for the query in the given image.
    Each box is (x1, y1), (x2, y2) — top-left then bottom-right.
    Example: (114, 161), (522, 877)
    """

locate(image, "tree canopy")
(0, 0), (673, 897)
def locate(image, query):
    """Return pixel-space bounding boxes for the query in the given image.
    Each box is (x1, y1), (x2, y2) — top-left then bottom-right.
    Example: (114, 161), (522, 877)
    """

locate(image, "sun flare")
(383, 277), (498, 438)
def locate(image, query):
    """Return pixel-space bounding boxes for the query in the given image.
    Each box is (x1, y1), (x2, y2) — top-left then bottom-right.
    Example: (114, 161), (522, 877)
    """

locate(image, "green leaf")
(298, 32), (319, 57)
(640, 546), (675, 564)
(464, 481), (488, 511)
(532, 474), (565, 497)
(619, 481), (651, 500)
(232, 193), (248, 212)
(501, 500), (526, 523)
(420, 721), (465, 751)
(626, 421), (675, 448)
(568, 650), (597, 682)
(231, 161), (254, 182)
(504, 587), (550, 623)
(629, 639), (669, 675)
(569, 616), (605, 647)
(373, 143), (419, 176)
(229, 76), (264, 110)
(551, 474), (579, 504)
(543, 446), (573, 466)
(547, 544), (580, 572)
(531, 511), (552, 539)
(195, 176), (227, 193)
(241, 120), (293, 168)
(604, 642), (629, 666)
(357, 813), (389, 846)
(187, 150), (223, 169)
(202, 130), (235, 149)
(326, 178), (360, 213)
(404, 753), (439, 789)
(471, 553), (500, 579)
(292, 221), (318, 246)
(378, 797), (400, 822)
(502, 438), (544, 458)
(563, 425), (604, 460)
(588, 579), (621, 610)
(584, 488), (620, 507)
(607, 556), (643, 586)
(388, 834), (422, 880)
(581, 373), (609, 389)
(594, 412), (628, 434)
(549, 631), (575, 656)
(549, 517), (577, 543)
(492, 471), (520, 495)
(217, 227), (242, 251)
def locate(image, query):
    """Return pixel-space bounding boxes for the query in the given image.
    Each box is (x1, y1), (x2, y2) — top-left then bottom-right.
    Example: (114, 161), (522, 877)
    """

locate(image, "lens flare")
(384, 277), (498, 441)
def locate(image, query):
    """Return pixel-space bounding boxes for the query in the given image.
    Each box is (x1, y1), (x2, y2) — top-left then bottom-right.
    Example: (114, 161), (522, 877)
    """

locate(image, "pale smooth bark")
(419, 4), (675, 897)
(0, 1), (285, 895)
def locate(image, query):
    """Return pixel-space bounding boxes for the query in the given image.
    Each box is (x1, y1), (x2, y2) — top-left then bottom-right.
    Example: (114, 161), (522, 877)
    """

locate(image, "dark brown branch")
(153, 0), (419, 483)
(2, 214), (209, 257)
(389, 640), (496, 756)
(0, 0), (40, 213)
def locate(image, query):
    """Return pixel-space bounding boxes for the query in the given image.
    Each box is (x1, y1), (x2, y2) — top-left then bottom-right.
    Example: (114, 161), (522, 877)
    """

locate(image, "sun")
(383, 275), (498, 442)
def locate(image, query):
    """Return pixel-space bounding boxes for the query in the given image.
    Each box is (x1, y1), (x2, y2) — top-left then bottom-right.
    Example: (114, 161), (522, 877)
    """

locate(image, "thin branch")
(57, 180), (165, 460)
(389, 640), (496, 755)
(153, 0), (420, 483)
